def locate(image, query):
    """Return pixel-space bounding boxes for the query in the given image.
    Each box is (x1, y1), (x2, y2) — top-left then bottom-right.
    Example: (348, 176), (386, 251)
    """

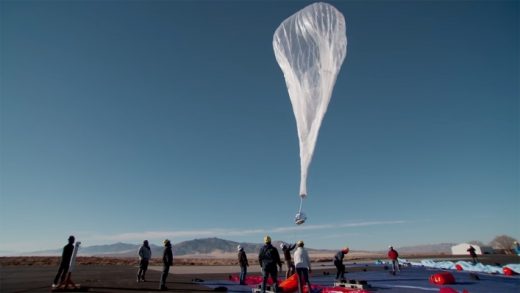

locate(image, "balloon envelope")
(273, 2), (347, 197)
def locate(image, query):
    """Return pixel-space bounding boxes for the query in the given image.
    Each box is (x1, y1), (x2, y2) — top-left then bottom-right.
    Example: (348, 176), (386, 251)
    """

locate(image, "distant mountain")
(173, 237), (262, 255)
(81, 242), (143, 256)
(394, 243), (456, 254)
(13, 238), (455, 257)
(17, 238), (304, 257)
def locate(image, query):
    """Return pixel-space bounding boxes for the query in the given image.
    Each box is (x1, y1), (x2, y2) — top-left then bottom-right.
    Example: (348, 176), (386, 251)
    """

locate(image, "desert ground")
(1, 254), (519, 292)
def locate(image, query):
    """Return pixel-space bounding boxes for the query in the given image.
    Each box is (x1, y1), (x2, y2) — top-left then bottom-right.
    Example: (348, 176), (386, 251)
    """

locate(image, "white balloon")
(273, 2), (347, 198)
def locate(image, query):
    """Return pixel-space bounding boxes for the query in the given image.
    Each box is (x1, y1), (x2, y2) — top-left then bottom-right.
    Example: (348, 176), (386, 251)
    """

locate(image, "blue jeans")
(239, 266), (247, 284)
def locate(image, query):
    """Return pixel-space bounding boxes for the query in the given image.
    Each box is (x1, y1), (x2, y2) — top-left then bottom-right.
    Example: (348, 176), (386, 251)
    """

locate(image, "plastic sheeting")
(273, 2), (347, 197)
(411, 259), (520, 275)
(204, 265), (520, 293)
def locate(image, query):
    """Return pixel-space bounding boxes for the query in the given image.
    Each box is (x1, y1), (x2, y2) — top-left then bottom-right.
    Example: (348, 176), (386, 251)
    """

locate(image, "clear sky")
(1, 0), (518, 253)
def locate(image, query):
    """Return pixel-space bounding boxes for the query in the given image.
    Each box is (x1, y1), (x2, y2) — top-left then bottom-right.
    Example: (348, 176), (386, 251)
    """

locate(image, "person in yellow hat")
(333, 246), (349, 281)
(258, 235), (282, 293)
(160, 239), (173, 291)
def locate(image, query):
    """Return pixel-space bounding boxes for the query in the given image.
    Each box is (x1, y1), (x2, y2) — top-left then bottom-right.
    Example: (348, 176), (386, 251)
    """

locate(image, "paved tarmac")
(1, 255), (519, 293)
(0, 265), (213, 292)
(0, 264), (354, 292)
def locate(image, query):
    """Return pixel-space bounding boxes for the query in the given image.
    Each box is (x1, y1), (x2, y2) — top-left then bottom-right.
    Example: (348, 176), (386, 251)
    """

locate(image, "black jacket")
(163, 245), (173, 266)
(334, 251), (345, 264)
(238, 250), (248, 267)
(258, 244), (282, 269)
(60, 243), (74, 266)
(282, 243), (297, 262)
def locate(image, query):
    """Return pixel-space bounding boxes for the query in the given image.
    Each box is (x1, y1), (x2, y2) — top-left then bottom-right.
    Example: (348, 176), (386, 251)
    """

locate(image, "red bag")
(503, 267), (517, 276)
(429, 272), (456, 285)
(279, 273), (301, 292)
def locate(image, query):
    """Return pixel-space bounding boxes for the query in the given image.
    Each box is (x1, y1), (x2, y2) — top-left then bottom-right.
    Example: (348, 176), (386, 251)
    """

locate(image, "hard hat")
(297, 240), (304, 247)
(237, 245), (243, 251)
(264, 235), (272, 244)
(280, 242), (287, 249)
(342, 246), (349, 254)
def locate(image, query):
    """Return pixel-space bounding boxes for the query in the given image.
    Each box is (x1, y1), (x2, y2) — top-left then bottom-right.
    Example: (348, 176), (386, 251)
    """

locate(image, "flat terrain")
(1, 255), (519, 292)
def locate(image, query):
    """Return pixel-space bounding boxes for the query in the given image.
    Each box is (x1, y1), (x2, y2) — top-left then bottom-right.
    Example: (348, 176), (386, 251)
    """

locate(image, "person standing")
(387, 246), (399, 275)
(52, 235), (75, 287)
(293, 240), (311, 293)
(467, 245), (478, 264)
(137, 240), (151, 282)
(237, 245), (249, 285)
(258, 235), (282, 293)
(280, 242), (297, 279)
(333, 246), (349, 281)
(160, 239), (173, 291)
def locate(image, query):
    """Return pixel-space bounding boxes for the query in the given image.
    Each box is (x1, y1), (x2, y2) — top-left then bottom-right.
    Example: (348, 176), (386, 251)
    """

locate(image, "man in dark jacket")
(467, 245), (478, 264)
(280, 242), (296, 279)
(52, 235), (75, 287)
(137, 240), (151, 282)
(334, 246), (349, 281)
(237, 245), (249, 285)
(258, 235), (282, 293)
(387, 246), (399, 274)
(160, 239), (173, 291)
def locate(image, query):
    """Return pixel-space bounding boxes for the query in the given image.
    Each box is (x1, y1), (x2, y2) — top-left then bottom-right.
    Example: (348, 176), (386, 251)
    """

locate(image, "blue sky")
(1, 0), (518, 253)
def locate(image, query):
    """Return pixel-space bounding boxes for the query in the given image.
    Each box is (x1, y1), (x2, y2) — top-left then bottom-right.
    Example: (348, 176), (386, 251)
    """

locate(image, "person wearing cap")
(258, 235), (282, 293)
(280, 242), (297, 279)
(387, 246), (399, 274)
(294, 240), (312, 292)
(333, 246), (349, 281)
(52, 235), (76, 287)
(160, 239), (173, 291)
(237, 245), (249, 285)
(137, 240), (152, 282)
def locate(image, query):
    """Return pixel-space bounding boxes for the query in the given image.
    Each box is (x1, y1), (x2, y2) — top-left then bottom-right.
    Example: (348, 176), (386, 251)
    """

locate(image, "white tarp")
(410, 259), (520, 275)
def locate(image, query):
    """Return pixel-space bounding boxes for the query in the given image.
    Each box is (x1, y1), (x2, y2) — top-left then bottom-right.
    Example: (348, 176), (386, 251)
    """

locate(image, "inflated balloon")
(273, 2), (347, 223)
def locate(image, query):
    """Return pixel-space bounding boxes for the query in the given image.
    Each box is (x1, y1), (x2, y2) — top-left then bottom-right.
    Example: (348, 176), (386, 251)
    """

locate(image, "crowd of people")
(51, 235), (407, 292)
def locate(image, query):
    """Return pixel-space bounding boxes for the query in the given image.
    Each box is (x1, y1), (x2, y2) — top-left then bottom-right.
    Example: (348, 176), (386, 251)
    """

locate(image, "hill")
(16, 238), (455, 257)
